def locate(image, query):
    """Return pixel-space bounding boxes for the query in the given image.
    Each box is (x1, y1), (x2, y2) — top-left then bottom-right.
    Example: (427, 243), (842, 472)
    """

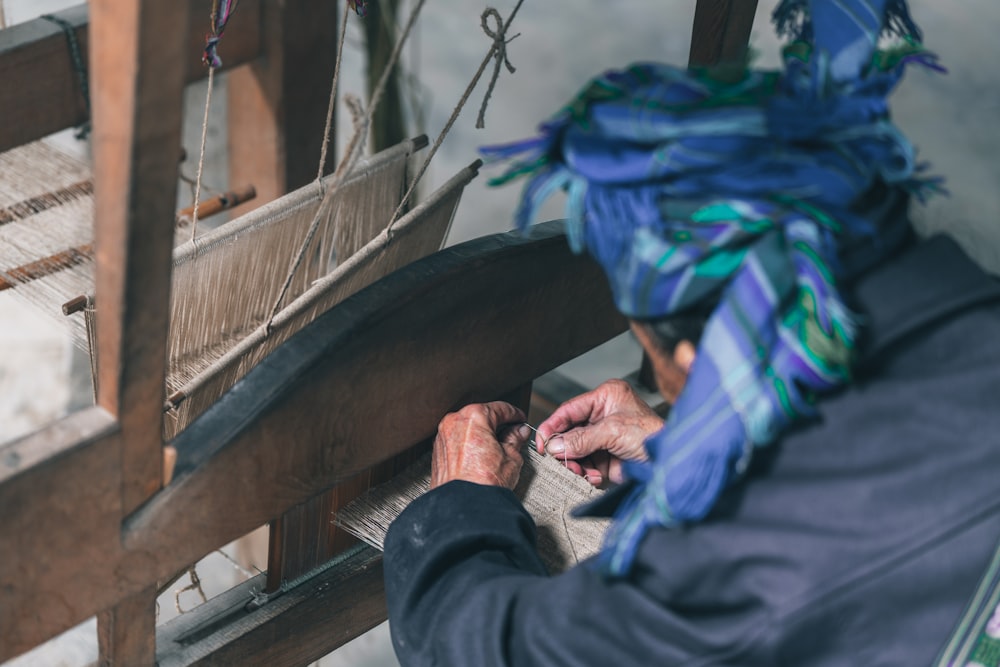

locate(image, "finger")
(560, 458), (584, 477)
(536, 388), (605, 444)
(479, 401), (527, 431)
(675, 340), (697, 373)
(498, 423), (532, 450)
(536, 379), (643, 445)
(589, 450), (612, 482)
(576, 455), (605, 487)
(543, 419), (638, 461)
(607, 456), (625, 485)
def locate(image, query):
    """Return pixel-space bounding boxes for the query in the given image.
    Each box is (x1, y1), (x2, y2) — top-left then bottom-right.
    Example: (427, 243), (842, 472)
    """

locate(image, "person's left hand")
(430, 401), (531, 490)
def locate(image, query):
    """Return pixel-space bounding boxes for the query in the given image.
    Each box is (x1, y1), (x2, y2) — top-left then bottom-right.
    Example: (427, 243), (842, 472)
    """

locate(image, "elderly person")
(382, 1), (1000, 664)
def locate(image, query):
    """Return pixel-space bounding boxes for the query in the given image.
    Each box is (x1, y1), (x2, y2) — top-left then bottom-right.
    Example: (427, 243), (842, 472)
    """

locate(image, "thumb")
(545, 420), (646, 460)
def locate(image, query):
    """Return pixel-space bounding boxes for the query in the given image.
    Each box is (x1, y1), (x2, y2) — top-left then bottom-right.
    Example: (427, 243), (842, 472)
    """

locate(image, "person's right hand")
(535, 379), (663, 486)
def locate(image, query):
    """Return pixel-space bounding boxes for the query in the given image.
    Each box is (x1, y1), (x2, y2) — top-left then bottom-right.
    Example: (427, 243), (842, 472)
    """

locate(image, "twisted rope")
(386, 1), (525, 232)
(190, 0), (242, 242)
(476, 7), (520, 130)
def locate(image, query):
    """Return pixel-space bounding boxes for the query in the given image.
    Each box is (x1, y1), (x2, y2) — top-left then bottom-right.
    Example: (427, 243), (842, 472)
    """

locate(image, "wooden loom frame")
(0, 1), (758, 664)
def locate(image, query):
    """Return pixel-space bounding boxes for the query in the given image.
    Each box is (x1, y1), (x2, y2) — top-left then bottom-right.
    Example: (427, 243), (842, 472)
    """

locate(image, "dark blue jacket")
(384, 235), (1000, 666)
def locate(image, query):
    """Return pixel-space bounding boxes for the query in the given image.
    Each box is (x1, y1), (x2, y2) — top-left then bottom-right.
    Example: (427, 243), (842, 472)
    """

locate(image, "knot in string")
(477, 7), (520, 129)
(348, 0), (369, 17)
(203, 0), (240, 69)
(343, 93), (367, 134)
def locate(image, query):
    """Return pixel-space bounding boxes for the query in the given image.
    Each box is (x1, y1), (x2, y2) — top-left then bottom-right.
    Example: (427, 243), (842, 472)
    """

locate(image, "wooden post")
(89, 0), (190, 663)
(227, 0), (339, 210)
(0, 1), (262, 153)
(688, 0), (759, 68)
(90, 0), (188, 513)
(97, 586), (158, 667)
(225, 0), (346, 593)
(364, 0), (407, 152)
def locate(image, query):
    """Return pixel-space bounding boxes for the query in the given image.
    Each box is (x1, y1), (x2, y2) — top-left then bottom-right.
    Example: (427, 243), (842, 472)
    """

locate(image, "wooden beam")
(97, 586), (158, 666)
(365, 0), (407, 152)
(90, 0), (188, 513)
(157, 546), (386, 667)
(0, 224), (626, 660)
(688, 0), (759, 67)
(224, 0), (341, 593)
(227, 0), (339, 210)
(89, 1), (189, 662)
(0, 0), (262, 153)
(0, 408), (122, 662)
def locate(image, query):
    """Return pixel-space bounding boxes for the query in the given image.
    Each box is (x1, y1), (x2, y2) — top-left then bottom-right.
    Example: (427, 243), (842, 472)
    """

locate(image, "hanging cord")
(174, 566), (208, 614)
(264, 0), (429, 331)
(190, 67), (216, 243)
(40, 14), (91, 139)
(333, 0), (429, 182)
(476, 7), (519, 129)
(179, 156), (221, 204)
(203, 0), (241, 69)
(190, 0), (241, 243)
(385, 1), (524, 232)
(316, 2), (353, 189)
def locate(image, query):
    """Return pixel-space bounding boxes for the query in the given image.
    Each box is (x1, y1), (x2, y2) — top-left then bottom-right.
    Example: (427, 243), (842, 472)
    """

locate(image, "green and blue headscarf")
(482, 0), (945, 576)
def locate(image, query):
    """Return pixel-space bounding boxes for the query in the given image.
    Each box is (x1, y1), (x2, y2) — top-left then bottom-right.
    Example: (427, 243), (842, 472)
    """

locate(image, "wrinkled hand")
(536, 379), (663, 487)
(431, 401), (531, 490)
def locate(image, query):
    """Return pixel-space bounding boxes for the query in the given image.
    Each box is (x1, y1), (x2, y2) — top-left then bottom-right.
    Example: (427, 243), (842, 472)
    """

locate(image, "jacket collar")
(854, 234), (1000, 368)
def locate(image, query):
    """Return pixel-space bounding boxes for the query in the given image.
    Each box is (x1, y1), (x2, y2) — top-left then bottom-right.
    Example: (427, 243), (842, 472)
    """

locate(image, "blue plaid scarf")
(482, 0), (944, 576)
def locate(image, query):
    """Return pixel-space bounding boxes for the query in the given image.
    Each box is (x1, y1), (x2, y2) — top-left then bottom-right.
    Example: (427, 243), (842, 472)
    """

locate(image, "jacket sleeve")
(382, 480), (769, 667)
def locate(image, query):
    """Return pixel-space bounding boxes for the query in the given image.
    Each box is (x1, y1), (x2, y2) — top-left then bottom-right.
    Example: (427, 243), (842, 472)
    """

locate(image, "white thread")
(190, 66), (216, 243)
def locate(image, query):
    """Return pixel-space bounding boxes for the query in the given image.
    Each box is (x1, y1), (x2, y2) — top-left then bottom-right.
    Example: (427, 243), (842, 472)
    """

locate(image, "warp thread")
(0, 180), (92, 228)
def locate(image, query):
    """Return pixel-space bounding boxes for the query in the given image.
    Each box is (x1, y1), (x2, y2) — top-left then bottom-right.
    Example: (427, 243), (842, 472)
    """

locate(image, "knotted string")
(203, 0), (240, 69)
(190, 0), (242, 242)
(476, 8), (520, 129)
(386, 1), (526, 231)
(483, 0), (945, 577)
(348, 0), (369, 18)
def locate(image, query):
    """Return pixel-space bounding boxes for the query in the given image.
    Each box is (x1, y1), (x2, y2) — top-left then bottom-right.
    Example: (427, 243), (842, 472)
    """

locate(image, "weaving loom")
(0, 135), (480, 444)
(0, 1), (757, 664)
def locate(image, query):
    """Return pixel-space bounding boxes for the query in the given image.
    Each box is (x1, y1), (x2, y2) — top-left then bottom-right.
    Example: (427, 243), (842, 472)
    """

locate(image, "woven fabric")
(482, 0), (944, 576)
(336, 448), (610, 574)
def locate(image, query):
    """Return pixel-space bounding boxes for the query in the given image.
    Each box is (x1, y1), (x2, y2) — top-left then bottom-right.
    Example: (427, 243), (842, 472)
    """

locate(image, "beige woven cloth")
(335, 447), (611, 574)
